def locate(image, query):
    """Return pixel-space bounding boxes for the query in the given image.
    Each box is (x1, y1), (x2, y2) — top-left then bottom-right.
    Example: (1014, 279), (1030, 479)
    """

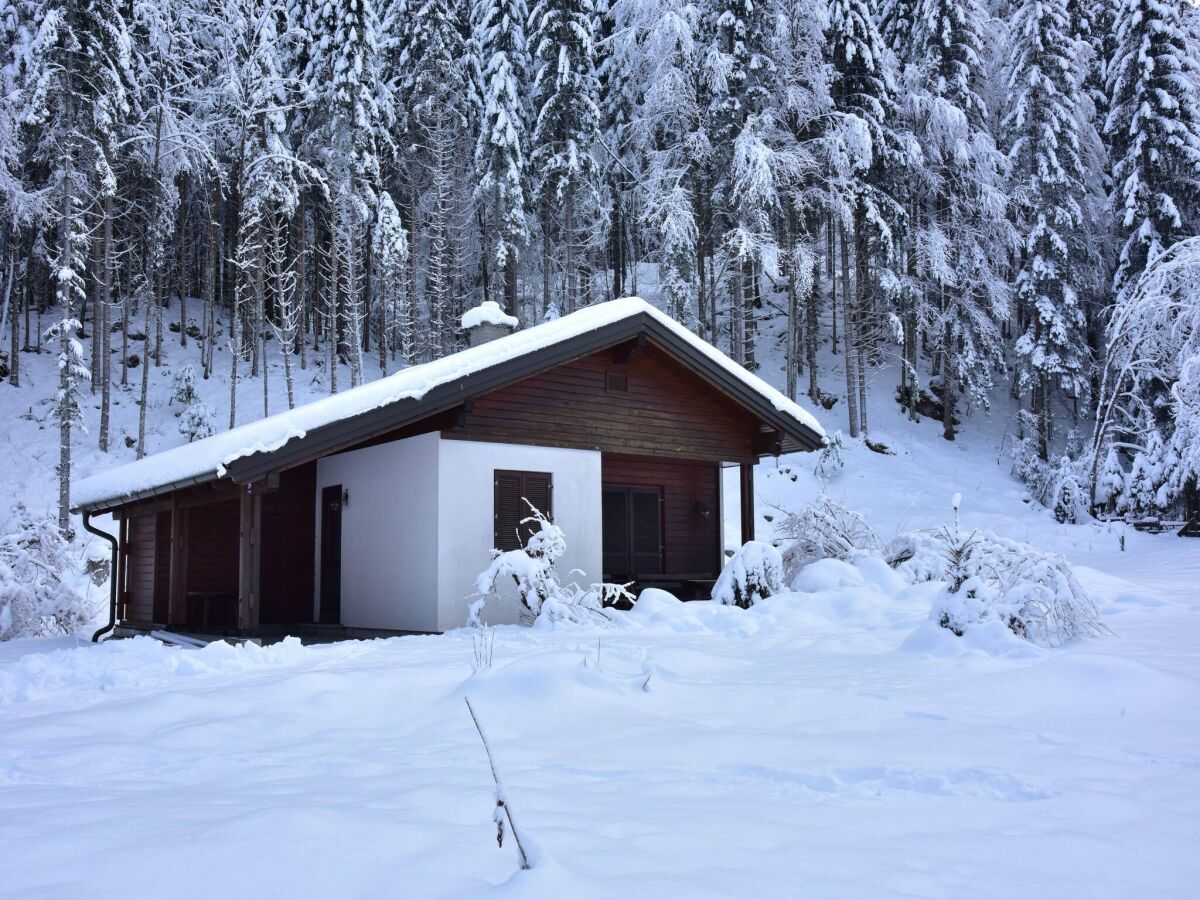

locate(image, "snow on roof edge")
(74, 297), (824, 511)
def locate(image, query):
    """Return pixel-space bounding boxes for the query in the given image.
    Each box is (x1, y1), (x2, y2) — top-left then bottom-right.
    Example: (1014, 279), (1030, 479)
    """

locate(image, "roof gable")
(74, 298), (825, 513)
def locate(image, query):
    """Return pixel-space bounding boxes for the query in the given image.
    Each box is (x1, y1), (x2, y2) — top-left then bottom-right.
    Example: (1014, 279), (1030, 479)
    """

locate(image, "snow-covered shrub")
(713, 541), (783, 609)
(1006, 414), (1092, 523)
(472, 503), (617, 627)
(179, 401), (216, 443)
(775, 493), (881, 579)
(887, 526), (1109, 647)
(474, 504), (567, 617)
(1094, 445), (1129, 514)
(0, 505), (92, 640)
(813, 430), (845, 482)
(171, 366), (216, 442)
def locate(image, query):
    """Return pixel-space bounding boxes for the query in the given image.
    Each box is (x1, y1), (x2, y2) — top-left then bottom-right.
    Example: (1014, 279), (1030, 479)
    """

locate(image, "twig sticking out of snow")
(464, 696), (531, 870)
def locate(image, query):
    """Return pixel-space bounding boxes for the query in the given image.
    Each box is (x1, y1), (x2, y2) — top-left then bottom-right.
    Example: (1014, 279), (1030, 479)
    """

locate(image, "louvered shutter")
(493, 471), (525, 551)
(602, 488), (630, 578)
(630, 488), (662, 575)
(494, 470), (553, 550)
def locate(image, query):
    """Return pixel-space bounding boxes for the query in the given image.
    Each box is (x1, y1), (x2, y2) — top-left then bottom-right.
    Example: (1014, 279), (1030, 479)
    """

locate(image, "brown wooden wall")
(185, 499), (240, 594)
(124, 513), (156, 622)
(602, 454), (721, 577)
(260, 462), (317, 625)
(443, 343), (764, 462)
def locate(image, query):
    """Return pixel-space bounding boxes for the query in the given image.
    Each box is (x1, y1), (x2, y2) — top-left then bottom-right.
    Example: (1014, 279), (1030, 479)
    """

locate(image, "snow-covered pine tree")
(22, 0), (133, 529)
(528, 0), (602, 316)
(700, 0), (779, 367)
(302, 0), (389, 385)
(1105, 0), (1200, 300)
(910, 0), (1012, 442)
(1006, 0), (1092, 461)
(473, 0), (531, 314)
(612, 0), (702, 325)
(826, 0), (906, 436)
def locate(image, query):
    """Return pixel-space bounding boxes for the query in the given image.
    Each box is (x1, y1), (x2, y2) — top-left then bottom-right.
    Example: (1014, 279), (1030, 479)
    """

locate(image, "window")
(493, 470), (553, 551)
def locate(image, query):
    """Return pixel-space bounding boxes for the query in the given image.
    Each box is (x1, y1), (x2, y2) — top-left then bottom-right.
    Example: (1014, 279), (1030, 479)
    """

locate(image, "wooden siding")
(124, 513), (158, 622)
(443, 344), (765, 462)
(184, 499), (240, 594)
(260, 462), (317, 625)
(601, 454), (721, 577)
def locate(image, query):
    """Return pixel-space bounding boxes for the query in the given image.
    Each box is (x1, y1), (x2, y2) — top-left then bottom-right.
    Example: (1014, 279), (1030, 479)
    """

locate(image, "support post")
(167, 499), (188, 625)
(116, 512), (129, 621)
(237, 486), (263, 630)
(739, 462), (755, 545)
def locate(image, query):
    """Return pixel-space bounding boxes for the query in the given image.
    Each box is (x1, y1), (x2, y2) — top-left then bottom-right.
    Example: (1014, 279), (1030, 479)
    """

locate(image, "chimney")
(462, 301), (519, 347)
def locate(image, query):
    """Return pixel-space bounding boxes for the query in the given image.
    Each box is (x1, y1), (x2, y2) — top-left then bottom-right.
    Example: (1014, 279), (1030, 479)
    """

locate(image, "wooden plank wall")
(443, 344), (763, 462)
(125, 513), (158, 622)
(185, 499), (240, 594)
(260, 462), (317, 625)
(602, 454), (721, 577)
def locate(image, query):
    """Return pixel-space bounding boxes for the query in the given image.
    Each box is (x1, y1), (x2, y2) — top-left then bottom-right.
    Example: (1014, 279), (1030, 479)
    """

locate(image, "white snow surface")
(462, 300), (520, 329)
(2, 539), (1197, 898)
(72, 297), (823, 511)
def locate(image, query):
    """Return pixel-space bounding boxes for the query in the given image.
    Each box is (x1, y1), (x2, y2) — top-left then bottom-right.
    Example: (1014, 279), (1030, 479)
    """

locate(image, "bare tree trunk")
(178, 176), (188, 347)
(137, 295), (153, 459)
(942, 317), (956, 441)
(855, 227), (869, 435)
(839, 224), (859, 438)
(99, 193), (113, 452)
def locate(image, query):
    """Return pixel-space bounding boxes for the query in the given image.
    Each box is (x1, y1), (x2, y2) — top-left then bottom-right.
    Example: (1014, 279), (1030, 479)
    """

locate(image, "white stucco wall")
(314, 432), (440, 632)
(436, 439), (603, 631)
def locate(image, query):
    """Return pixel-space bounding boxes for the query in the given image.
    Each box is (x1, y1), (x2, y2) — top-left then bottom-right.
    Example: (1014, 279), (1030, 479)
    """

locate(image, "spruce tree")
(1105, 0), (1200, 298)
(473, 0), (531, 312)
(1006, 0), (1091, 459)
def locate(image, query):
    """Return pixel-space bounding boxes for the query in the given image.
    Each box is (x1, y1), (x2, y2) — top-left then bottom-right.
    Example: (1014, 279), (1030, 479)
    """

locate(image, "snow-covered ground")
(3, 320), (1199, 897)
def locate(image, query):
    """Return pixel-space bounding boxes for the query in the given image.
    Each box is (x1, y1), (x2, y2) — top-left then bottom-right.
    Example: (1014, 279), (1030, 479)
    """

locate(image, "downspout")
(83, 510), (119, 643)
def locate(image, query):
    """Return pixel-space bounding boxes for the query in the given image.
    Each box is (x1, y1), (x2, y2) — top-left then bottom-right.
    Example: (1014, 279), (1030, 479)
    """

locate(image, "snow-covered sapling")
(474, 503), (567, 618)
(713, 540), (784, 609)
(813, 431), (846, 482)
(0, 504), (92, 641)
(171, 366), (216, 443)
(890, 525), (1110, 647)
(776, 493), (881, 579)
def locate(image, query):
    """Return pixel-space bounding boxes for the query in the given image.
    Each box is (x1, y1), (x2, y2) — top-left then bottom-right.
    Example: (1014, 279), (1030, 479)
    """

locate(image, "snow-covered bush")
(713, 541), (783, 609)
(1007, 416), (1092, 523)
(887, 526), (1109, 647)
(171, 366), (216, 442)
(813, 431), (845, 482)
(472, 503), (618, 626)
(775, 493), (881, 579)
(1094, 445), (1128, 514)
(0, 505), (92, 641)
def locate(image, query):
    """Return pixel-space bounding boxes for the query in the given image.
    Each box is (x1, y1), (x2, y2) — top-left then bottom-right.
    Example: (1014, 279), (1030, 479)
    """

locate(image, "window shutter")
(630, 489), (662, 575)
(494, 470), (553, 551)
(493, 471), (524, 551)
(602, 488), (630, 578)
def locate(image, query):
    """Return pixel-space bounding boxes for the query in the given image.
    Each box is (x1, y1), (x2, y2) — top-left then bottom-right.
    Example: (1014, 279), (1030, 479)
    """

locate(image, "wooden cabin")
(74, 298), (825, 638)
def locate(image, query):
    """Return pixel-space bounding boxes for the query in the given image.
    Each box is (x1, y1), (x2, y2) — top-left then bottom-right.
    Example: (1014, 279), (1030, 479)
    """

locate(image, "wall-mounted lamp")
(342, 488), (350, 508)
(694, 501), (712, 521)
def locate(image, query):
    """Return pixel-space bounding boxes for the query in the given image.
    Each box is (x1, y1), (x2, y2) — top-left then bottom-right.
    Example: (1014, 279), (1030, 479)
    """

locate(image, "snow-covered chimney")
(462, 300), (519, 347)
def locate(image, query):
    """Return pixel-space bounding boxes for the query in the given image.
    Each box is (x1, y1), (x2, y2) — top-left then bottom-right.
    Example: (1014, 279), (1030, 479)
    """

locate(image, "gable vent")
(606, 372), (629, 393)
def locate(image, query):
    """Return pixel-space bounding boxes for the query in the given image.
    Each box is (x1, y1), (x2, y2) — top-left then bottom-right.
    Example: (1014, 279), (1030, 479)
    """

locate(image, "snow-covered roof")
(462, 300), (519, 330)
(74, 297), (825, 512)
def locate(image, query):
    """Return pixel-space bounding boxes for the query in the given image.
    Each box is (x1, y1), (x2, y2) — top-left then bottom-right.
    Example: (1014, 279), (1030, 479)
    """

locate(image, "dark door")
(320, 485), (343, 624)
(602, 486), (662, 580)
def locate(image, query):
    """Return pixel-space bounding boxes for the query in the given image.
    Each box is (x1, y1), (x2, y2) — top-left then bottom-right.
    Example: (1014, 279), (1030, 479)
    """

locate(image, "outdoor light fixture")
(694, 501), (712, 521)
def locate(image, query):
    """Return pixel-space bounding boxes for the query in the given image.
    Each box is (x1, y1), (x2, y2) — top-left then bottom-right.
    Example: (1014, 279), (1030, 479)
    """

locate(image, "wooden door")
(602, 486), (662, 580)
(320, 485), (343, 624)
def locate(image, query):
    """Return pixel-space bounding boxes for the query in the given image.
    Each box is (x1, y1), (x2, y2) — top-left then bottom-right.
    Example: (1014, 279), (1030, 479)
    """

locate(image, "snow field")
(2, 539), (1198, 898)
